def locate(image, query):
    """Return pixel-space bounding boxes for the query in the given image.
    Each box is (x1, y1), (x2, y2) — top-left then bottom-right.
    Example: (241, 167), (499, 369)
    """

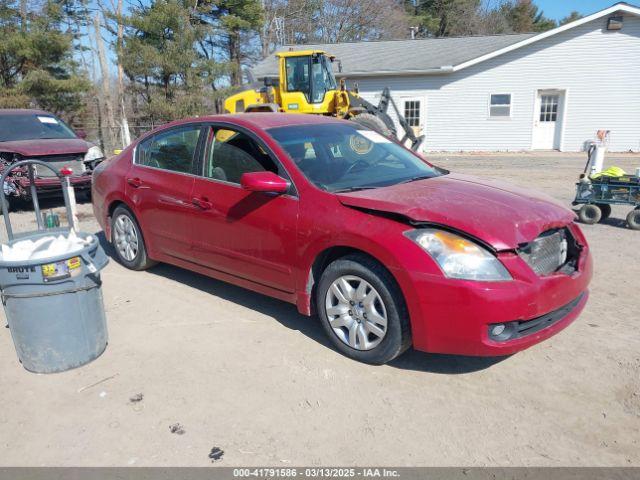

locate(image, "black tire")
(350, 113), (392, 137)
(316, 253), (411, 365)
(111, 205), (157, 270)
(578, 204), (602, 224)
(626, 209), (640, 230)
(596, 203), (612, 221)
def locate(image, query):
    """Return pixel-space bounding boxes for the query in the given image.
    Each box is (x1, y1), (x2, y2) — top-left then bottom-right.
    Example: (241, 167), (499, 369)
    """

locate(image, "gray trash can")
(0, 160), (109, 373)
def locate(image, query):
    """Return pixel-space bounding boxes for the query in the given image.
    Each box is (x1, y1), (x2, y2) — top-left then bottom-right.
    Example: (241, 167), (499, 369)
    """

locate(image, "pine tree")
(501, 0), (556, 33)
(196, 0), (264, 86)
(120, 0), (223, 122)
(560, 11), (582, 26)
(0, 0), (90, 116)
(406, 0), (483, 37)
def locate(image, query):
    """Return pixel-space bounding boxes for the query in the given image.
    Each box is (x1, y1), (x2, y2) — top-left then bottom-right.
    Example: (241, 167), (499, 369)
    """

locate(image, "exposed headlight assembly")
(405, 228), (512, 281)
(84, 146), (104, 163)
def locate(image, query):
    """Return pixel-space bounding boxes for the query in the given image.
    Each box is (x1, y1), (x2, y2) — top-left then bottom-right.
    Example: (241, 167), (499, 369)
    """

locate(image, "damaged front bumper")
(4, 173), (93, 199)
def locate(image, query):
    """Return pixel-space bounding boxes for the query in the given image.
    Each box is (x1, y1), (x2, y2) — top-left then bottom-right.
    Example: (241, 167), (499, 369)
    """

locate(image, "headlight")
(84, 146), (104, 162)
(405, 228), (512, 281)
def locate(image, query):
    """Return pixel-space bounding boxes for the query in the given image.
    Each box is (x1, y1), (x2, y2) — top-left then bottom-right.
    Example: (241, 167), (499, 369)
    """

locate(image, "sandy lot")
(0, 152), (639, 467)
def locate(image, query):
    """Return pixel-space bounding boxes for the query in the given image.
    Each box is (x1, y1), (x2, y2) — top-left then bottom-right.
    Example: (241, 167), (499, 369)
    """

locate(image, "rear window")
(0, 113), (77, 142)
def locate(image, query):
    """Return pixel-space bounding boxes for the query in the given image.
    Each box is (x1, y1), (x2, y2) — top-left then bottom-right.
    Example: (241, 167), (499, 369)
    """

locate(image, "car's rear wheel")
(578, 204), (602, 224)
(316, 254), (411, 364)
(111, 205), (156, 270)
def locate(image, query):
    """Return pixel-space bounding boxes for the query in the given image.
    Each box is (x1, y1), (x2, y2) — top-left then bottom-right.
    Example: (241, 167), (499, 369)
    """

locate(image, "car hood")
(336, 173), (576, 251)
(0, 139), (89, 157)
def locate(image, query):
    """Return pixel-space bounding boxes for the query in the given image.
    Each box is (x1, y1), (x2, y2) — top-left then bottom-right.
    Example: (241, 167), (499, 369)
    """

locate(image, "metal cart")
(573, 175), (640, 230)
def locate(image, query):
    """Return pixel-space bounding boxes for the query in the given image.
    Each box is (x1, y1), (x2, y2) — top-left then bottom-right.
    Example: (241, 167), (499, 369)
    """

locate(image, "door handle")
(192, 197), (213, 210)
(127, 177), (143, 188)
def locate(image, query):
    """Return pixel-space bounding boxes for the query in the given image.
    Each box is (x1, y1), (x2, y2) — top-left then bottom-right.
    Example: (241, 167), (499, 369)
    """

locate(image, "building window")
(404, 100), (421, 127)
(539, 95), (559, 122)
(489, 94), (511, 117)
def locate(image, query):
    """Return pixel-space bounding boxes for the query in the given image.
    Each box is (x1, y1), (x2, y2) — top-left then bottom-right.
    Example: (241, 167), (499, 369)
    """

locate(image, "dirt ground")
(0, 152), (639, 467)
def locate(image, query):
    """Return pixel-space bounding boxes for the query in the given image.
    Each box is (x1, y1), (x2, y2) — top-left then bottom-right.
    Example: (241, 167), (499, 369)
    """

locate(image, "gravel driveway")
(0, 152), (638, 466)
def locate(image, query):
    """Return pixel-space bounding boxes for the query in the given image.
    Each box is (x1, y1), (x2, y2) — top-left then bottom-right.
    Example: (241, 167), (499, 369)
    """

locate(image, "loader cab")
(279, 51), (338, 108)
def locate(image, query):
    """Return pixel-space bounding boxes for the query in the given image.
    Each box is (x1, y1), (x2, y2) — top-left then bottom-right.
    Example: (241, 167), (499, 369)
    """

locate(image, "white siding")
(354, 13), (640, 152)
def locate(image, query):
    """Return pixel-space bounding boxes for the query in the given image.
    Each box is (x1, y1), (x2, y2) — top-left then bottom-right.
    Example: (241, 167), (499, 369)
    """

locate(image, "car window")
(137, 126), (201, 174)
(268, 123), (443, 192)
(0, 113), (77, 141)
(285, 56), (309, 95)
(203, 127), (279, 184)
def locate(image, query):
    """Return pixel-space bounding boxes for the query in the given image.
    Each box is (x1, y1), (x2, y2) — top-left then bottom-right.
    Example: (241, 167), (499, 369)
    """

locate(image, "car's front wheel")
(111, 205), (156, 270)
(316, 254), (411, 364)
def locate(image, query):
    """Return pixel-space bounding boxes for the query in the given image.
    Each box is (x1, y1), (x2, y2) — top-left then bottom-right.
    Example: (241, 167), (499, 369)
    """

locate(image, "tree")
(120, 0), (222, 122)
(96, 0), (127, 118)
(314, 0), (408, 43)
(560, 11), (582, 26)
(196, 0), (264, 86)
(407, 0), (485, 37)
(501, 0), (556, 33)
(0, 0), (90, 117)
(259, 0), (408, 57)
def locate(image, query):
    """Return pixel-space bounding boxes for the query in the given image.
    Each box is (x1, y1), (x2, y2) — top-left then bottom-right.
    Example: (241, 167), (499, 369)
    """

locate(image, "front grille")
(518, 228), (573, 276)
(30, 154), (86, 177)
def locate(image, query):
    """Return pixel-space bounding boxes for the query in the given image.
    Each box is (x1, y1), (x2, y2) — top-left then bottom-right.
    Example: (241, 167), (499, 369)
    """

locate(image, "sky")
(535, 0), (628, 20)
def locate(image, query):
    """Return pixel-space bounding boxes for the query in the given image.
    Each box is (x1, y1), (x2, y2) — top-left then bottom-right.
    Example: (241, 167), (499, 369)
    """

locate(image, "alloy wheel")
(113, 214), (139, 262)
(324, 275), (388, 351)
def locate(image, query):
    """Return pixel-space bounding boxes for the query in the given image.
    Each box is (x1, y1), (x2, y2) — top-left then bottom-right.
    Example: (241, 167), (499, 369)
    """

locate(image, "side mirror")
(76, 129), (87, 139)
(240, 171), (289, 194)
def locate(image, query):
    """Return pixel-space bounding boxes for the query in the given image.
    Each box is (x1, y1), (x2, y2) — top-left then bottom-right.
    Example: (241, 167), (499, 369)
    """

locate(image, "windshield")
(268, 123), (443, 192)
(0, 113), (77, 142)
(311, 54), (337, 103)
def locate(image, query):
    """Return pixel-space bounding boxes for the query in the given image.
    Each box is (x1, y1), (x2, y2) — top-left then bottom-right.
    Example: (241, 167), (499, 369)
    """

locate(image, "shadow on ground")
(572, 208), (633, 230)
(97, 231), (506, 374)
(600, 216), (633, 229)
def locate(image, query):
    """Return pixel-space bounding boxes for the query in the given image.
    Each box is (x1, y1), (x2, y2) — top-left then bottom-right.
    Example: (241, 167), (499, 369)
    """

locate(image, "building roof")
(251, 2), (640, 79)
(251, 34), (535, 78)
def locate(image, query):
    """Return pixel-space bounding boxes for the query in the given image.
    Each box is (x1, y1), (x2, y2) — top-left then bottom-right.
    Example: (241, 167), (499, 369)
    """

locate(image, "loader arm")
(347, 88), (425, 152)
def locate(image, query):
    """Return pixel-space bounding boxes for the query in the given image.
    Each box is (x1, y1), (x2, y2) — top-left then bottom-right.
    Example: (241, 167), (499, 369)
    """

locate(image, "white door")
(532, 91), (564, 150)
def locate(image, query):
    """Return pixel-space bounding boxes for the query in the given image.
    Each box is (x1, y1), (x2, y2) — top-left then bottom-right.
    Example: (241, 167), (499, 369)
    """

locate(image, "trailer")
(573, 175), (640, 229)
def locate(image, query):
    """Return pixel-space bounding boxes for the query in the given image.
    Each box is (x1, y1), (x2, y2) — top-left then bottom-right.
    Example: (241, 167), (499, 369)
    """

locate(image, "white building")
(252, 3), (640, 152)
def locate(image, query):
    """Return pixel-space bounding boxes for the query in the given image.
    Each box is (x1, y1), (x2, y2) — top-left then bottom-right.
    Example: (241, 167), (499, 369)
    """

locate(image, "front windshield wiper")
(398, 175), (434, 184)
(332, 185), (379, 193)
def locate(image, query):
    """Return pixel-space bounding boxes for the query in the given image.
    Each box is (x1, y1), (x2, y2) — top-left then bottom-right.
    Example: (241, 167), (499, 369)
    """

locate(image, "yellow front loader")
(224, 50), (425, 151)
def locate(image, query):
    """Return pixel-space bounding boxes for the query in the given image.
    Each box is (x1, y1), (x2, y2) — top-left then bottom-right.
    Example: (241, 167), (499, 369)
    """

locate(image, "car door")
(190, 124), (298, 293)
(125, 124), (204, 261)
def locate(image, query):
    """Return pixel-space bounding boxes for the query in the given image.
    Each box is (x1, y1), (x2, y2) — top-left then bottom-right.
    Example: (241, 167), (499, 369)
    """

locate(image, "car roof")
(0, 108), (56, 116)
(163, 113), (350, 131)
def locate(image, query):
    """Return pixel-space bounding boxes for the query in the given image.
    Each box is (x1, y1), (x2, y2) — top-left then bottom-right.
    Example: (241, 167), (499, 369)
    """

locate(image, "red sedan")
(92, 114), (592, 364)
(0, 109), (103, 203)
